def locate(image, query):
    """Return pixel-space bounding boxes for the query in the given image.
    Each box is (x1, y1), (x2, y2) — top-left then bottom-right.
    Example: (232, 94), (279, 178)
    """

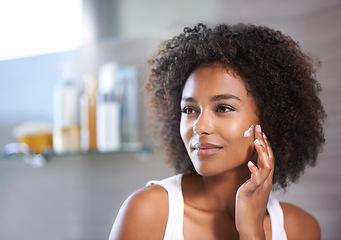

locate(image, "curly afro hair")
(145, 23), (326, 190)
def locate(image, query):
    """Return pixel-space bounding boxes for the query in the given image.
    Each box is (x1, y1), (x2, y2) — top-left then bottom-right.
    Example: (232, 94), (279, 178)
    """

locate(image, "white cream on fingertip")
(243, 124), (254, 138)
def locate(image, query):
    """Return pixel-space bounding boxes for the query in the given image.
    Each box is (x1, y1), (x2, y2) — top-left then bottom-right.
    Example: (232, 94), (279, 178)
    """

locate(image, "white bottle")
(96, 62), (121, 152)
(53, 66), (80, 154)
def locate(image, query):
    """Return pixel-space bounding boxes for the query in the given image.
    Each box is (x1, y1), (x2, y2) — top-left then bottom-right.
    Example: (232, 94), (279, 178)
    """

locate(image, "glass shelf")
(0, 145), (153, 167)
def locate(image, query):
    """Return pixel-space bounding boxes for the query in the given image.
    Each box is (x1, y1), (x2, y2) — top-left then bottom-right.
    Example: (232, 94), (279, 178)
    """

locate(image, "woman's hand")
(235, 125), (275, 240)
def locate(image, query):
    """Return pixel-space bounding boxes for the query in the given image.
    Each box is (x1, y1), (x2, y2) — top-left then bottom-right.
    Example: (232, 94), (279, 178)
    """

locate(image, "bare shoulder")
(109, 185), (169, 240)
(280, 202), (321, 240)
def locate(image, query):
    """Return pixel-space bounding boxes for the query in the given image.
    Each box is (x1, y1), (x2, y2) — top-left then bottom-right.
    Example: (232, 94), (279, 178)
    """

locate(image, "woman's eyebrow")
(181, 97), (196, 102)
(181, 94), (241, 103)
(210, 94), (241, 102)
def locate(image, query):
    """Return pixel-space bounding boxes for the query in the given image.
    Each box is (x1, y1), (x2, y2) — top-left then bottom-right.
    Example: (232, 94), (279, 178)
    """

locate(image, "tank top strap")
(146, 174), (184, 240)
(267, 194), (288, 240)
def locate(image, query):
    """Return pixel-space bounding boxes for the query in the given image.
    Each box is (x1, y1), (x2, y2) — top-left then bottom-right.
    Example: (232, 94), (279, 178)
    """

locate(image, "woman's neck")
(183, 164), (251, 218)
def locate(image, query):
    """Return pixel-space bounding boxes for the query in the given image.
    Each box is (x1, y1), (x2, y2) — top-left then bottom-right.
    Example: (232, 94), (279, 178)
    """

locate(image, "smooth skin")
(109, 65), (320, 240)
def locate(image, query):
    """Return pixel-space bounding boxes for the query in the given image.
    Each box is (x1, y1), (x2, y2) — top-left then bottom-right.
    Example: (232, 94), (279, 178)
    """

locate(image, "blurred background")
(0, 0), (340, 239)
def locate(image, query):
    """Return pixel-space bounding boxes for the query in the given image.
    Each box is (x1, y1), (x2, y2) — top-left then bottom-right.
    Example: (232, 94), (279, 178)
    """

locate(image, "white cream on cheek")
(243, 124), (254, 138)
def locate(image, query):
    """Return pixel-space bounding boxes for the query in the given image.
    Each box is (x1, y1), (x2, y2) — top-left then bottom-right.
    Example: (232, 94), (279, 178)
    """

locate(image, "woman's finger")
(261, 132), (275, 178)
(254, 139), (272, 182)
(253, 125), (273, 182)
(243, 161), (261, 192)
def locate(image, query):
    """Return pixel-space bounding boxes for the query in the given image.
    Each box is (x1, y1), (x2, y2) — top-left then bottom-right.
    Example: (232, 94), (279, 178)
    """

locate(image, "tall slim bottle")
(53, 67), (80, 154)
(80, 74), (97, 152)
(96, 62), (122, 152)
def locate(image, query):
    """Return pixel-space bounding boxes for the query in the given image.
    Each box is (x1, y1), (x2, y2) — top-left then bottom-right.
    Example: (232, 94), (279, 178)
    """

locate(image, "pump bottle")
(96, 62), (121, 152)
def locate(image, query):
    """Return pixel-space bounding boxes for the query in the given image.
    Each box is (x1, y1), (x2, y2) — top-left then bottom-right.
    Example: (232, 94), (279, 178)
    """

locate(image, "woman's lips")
(192, 143), (223, 156)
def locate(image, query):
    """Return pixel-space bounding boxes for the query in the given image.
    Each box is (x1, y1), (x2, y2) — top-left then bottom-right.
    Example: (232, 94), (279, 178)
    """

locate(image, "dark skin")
(109, 66), (321, 240)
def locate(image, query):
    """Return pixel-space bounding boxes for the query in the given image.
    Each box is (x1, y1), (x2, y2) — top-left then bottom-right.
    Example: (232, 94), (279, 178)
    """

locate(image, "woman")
(109, 23), (326, 239)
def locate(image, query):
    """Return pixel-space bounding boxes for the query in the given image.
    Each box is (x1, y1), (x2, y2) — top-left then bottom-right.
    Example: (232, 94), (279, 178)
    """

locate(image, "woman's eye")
(216, 105), (234, 113)
(181, 107), (196, 114)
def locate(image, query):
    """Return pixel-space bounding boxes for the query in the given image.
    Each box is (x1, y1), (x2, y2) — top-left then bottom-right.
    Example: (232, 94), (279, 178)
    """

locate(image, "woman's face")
(180, 65), (259, 177)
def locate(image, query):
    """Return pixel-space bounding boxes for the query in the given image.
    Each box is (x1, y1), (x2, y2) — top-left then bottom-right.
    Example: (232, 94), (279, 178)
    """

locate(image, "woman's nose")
(193, 112), (214, 135)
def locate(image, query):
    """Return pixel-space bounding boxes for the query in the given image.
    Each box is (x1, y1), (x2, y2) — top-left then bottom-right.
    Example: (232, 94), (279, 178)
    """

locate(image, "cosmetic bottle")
(119, 66), (141, 150)
(53, 66), (80, 154)
(96, 61), (122, 152)
(80, 73), (97, 152)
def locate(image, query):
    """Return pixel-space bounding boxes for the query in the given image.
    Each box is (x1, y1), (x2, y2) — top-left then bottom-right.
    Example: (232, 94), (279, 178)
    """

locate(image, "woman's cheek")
(223, 121), (244, 140)
(226, 121), (255, 152)
(241, 124), (257, 161)
(180, 118), (192, 149)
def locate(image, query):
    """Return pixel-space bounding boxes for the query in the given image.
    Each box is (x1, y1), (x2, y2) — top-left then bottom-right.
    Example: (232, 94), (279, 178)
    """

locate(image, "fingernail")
(254, 139), (261, 145)
(262, 133), (267, 142)
(256, 124), (262, 132)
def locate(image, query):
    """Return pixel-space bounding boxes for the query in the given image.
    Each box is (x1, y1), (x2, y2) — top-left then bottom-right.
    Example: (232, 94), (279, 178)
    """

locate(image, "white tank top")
(147, 174), (288, 240)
